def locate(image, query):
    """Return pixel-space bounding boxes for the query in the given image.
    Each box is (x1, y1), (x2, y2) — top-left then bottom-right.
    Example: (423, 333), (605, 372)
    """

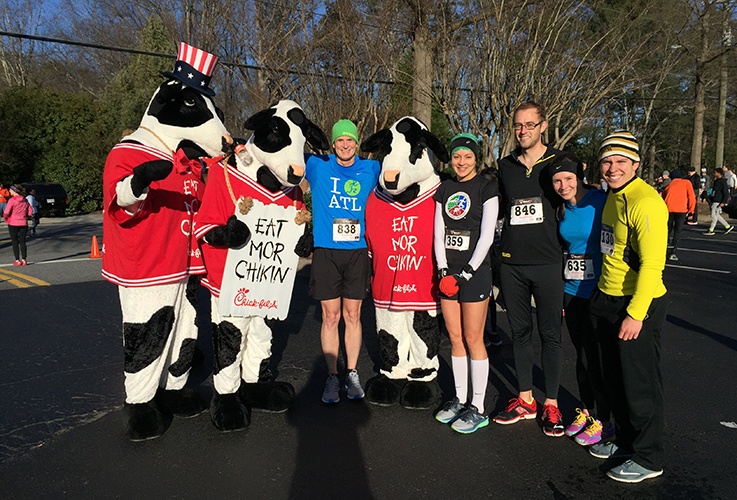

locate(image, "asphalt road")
(0, 213), (736, 499)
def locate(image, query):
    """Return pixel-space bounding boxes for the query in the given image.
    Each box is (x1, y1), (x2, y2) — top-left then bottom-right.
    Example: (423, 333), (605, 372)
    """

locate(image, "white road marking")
(677, 247), (737, 256)
(666, 264), (730, 274)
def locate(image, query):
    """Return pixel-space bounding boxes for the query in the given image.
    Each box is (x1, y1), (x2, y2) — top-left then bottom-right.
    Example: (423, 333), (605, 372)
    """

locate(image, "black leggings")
(8, 224), (28, 260)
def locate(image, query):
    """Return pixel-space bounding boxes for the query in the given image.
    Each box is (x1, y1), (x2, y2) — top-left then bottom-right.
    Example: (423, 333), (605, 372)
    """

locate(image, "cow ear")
(423, 130), (450, 163)
(244, 108), (277, 131)
(361, 129), (391, 154)
(304, 119), (331, 151)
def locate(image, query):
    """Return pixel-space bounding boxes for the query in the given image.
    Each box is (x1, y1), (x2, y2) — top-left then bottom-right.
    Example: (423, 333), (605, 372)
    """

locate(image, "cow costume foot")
(365, 375), (405, 407)
(125, 400), (173, 442)
(239, 381), (295, 413)
(210, 392), (250, 432)
(156, 387), (207, 418)
(399, 380), (440, 410)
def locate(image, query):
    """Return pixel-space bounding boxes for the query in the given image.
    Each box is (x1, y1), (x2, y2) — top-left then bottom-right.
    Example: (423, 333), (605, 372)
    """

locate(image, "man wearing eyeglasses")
(493, 102), (567, 438)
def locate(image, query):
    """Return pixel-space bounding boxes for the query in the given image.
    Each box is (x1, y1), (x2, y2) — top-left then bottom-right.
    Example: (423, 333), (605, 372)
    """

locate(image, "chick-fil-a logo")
(233, 287), (278, 309)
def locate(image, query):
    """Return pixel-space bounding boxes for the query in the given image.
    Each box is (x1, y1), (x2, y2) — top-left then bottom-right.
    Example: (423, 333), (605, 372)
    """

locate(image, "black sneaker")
(541, 404), (564, 437)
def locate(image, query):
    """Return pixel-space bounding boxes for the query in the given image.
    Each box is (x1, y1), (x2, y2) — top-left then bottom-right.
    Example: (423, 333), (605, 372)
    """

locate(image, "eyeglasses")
(513, 121), (543, 132)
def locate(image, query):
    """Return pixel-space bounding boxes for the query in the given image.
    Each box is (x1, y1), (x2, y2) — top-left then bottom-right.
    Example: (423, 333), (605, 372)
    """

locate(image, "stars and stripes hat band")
(163, 42), (219, 96)
(598, 130), (640, 162)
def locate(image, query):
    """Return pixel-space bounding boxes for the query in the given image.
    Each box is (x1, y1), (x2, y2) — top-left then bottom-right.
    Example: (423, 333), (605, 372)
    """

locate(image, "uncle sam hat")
(163, 42), (219, 96)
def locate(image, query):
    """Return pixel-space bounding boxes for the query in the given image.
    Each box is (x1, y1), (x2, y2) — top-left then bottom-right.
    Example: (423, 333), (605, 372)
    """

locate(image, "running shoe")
(451, 405), (489, 434)
(322, 374), (340, 404)
(13, 260), (20, 266)
(493, 396), (537, 425)
(21, 259), (27, 266)
(565, 408), (589, 437)
(726, 226), (734, 235)
(668, 254), (679, 261)
(606, 459), (663, 483)
(344, 370), (365, 400)
(575, 418), (615, 446)
(435, 397), (466, 424)
(542, 404), (565, 437)
(704, 230), (716, 236)
(588, 441), (632, 460)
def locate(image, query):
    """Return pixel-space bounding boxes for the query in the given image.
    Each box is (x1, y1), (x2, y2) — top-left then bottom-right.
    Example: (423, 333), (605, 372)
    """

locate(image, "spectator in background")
(686, 166), (701, 225)
(656, 170), (671, 193)
(26, 189), (39, 236)
(662, 170), (696, 261)
(0, 184), (10, 218)
(3, 184), (33, 266)
(723, 166), (736, 196)
(704, 168), (733, 236)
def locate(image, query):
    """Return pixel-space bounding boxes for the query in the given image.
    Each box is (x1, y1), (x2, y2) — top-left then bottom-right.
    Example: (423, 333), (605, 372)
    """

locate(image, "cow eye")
(184, 97), (196, 107)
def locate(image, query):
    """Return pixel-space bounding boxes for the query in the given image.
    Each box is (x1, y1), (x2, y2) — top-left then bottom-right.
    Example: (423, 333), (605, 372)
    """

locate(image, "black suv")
(21, 183), (68, 216)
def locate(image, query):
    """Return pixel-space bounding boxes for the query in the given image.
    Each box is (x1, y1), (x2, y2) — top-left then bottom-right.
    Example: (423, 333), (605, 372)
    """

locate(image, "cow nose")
(290, 163), (305, 178)
(384, 170), (400, 183)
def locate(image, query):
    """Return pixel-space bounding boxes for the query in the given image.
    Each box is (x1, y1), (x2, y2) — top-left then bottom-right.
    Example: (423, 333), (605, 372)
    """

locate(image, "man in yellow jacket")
(587, 131), (668, 484)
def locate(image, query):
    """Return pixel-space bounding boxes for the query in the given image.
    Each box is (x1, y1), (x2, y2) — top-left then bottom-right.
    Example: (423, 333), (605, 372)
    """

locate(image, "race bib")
(510, 197), (543, 225)
(333, 218), (360, 241)
(445, 229), (470, 251)
(600, 224), (614, 255)
(564, 254), (595, 281)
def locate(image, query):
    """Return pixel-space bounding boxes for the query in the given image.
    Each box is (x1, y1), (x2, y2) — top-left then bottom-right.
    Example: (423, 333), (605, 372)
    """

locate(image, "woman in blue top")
(551, 154), (612, 446)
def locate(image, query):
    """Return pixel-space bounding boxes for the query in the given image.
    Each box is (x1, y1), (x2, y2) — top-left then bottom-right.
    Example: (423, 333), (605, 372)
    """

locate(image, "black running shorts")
(439, 265), (492, 303)
(309, 247), (371, 301)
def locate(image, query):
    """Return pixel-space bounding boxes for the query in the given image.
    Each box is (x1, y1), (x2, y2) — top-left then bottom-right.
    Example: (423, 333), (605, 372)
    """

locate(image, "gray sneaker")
(322, 374), (340, 404)
(344, 370), (365, 400)
(450, 405), (489, 434)
(588, 441), (632, 459)
(435, 397), (466, 424)
(607, 459), (663, 483)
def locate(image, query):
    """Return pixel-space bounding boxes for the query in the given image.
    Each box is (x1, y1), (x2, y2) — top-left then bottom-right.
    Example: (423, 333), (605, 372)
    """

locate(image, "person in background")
(703, 168), (733, 236)
(550, 153), (613, 447)
(685, 166), (701, 225)
(0, 184), (10, 218)
(3, 184), (33, 266)
(662, 170), (696, 260)
(433, 133), (499, 434)
(26, 189), (40, 236)
(722, 165), (736, 196)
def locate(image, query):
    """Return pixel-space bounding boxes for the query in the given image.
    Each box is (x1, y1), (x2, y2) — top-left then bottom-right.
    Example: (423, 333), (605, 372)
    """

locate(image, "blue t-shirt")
(558, 188), (607, 298)
(305, 153), (380, 250)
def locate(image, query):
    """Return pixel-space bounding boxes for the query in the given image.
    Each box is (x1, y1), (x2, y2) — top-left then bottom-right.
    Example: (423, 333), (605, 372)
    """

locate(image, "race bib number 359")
(510, 197), (544, 225)
(333, 218), (360, 242)
(445, 229), (471, 251)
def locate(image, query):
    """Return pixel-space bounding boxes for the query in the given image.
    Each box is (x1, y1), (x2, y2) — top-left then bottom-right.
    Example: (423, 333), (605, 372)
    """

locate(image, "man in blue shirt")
(305, 119), (380, 404)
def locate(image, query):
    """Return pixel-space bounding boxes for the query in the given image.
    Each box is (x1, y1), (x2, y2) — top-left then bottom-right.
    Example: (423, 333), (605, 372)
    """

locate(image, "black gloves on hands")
(130, 160), (173, 197)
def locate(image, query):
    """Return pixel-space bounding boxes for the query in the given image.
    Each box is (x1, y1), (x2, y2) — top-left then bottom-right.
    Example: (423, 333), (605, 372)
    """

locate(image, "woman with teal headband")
(432, 133), (500, 434)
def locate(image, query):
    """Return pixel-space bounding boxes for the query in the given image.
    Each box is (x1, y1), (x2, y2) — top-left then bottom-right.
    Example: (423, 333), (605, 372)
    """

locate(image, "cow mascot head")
(360, 117), (450, 409)
(102, 42), (230, 442)
(194, 100), (328, 432)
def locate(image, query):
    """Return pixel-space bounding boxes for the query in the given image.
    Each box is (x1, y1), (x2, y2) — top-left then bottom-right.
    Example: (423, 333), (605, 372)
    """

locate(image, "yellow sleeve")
(627, 194), (668, 320)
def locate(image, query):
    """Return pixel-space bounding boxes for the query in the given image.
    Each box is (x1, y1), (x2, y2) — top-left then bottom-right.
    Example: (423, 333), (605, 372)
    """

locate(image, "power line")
(0, 30), (396, 85)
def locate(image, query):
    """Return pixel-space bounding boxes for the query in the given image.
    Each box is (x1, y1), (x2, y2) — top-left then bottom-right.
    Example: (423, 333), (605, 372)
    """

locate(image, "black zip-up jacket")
(498, 145), (564, 265)
(712, 177), (730, 204)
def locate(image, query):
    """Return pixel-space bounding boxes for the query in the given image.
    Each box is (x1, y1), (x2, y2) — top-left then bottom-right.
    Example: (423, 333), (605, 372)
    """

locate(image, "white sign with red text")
(218, 199), (305, 320)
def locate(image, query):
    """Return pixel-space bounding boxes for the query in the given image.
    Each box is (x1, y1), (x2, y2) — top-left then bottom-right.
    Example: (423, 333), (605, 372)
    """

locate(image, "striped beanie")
(598, 130), (640, 162)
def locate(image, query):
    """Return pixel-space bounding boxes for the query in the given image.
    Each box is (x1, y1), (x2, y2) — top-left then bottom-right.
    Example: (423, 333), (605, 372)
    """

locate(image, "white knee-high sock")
(451, 355), (468, 403)
(470, 358), (489, 414)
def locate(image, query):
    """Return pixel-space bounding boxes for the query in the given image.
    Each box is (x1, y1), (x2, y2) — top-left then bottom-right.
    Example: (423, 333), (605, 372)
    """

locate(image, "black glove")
(130, 160), (173, 197)
(204, 215), (250, 249)
(294, 226), (314, 257)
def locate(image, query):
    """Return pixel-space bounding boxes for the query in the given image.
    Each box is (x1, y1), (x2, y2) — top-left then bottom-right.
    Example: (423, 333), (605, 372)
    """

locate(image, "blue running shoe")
(435, 397), (465, 424)
(607, 459), (663, 483)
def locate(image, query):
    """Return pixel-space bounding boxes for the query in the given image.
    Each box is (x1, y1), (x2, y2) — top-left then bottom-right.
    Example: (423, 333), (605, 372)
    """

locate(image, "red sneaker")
(493, 396), (537, 425)
(542, 404), (565, 437)
(21, 259), (27, 266)
(13, 260), (20, 266)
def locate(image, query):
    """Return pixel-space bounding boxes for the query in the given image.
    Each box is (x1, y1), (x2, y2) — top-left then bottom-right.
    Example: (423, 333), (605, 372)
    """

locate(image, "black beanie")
(549, 153), (584, 180)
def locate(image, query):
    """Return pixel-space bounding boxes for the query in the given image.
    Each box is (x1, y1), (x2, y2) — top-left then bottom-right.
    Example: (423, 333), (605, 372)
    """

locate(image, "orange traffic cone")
(90, 235), (101, 259)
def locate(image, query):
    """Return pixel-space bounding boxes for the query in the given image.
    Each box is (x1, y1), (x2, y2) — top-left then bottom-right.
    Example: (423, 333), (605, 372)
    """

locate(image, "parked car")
(21, 182), (68, 216)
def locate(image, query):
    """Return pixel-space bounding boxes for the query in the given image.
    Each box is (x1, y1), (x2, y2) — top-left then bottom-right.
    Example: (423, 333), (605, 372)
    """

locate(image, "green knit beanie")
(332, 119), (359, 143)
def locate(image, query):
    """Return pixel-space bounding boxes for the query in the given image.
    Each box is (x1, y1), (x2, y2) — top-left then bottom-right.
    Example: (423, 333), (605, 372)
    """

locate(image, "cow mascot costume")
(361, 117), (449, 409)
(102, 43), (230, 441)
(194, 100), (329, 431)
